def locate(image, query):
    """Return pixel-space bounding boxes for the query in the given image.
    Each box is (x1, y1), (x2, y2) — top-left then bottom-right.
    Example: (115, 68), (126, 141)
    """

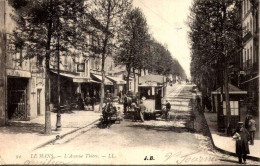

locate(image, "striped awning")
(91, 74), (113, 85)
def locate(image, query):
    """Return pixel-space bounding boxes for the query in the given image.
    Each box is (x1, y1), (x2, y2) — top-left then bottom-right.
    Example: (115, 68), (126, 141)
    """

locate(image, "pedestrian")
(139, 100), (146, 122)
(118, 91), (122, 102)
(91, 96), (96, 111)
(233, 122), (250, 164)
(123, 94), (128, 114)
(131, 102), (138, 122)
(202, 95), (206, 112)
(77, 94), (84, 110)
(248, 115), (256, 145)
(205, 95), (212, 112)
(245, 113), (250, 130)
(196, 95), (202, 112)
(165, 100), (171, 121)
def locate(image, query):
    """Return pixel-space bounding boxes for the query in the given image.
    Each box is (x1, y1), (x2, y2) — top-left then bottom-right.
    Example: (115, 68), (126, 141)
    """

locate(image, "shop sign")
(31, 77), (36, 93)
(6, 69), (31, 78)
(73, 78), (88, 83)
(77, 63), (85, 72)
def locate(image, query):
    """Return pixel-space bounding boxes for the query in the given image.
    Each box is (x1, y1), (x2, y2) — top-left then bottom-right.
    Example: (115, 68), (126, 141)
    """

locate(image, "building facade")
(0, 0), (7, 125)
(0, 1), (46, 121)
(240, 0), (259, 114)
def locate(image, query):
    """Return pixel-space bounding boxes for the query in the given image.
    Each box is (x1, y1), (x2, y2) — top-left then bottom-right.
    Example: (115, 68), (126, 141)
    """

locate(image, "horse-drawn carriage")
(101, 99), (122, 127)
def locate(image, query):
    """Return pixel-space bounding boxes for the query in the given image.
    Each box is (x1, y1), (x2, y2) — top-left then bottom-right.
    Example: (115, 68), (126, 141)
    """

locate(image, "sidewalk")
(204, 112), (260, 160)
(0, 107), (101, 163)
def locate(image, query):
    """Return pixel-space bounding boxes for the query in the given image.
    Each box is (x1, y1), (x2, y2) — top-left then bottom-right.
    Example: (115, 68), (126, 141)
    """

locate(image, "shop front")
(106, 75), (126, 97)
(50, 71), (100, 109)
(91, 73), (114, 98)
(6, 69), (31, 120)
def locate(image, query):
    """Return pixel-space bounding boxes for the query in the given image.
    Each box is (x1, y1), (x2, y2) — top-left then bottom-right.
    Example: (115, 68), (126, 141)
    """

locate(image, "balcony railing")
(243, 31), (253, 43)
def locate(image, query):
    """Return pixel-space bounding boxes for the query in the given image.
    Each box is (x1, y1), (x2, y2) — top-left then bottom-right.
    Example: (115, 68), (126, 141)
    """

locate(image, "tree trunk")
(126, 64), (130, 92)
(99, 43), (107, 112)
(45, 53), (51, 134)
(99, 0), (111, 112)
(224, 59), (231, 135)
(133, 68), (136, 93)
(99, 69), (105, 112)
(220, 2), (231, 136)
(44, 0), (53, 134)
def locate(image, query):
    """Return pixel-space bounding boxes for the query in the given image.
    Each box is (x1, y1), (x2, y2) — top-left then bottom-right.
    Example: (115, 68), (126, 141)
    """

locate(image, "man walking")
(248, 115), (256, 145)
(123, 94), (128, 114)
(139, 100), (146, 122)
(165, 100), (171, 121)
(233, 122), (250, 164)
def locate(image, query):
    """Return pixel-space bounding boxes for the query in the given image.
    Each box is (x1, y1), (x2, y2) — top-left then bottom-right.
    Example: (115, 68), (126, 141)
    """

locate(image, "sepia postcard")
(0, 0), (259, 165)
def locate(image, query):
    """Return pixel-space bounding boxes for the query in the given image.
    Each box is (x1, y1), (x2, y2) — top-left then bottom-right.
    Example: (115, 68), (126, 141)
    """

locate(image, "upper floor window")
(245, 0), (247, 14)
(14, 48), (23, 67)
(249, 46), (252, 67)
(244, 50), (246, 62)
(254, 47), (258, 63)
(250, 18), (253, 33)
(242, 0), (244, 17)
(63, 55), (68, 70)
(37, 54), (43, 67)
(91, 58), (95, 69)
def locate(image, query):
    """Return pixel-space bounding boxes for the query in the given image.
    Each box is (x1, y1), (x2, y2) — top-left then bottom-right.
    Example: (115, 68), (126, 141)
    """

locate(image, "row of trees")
(188, 0), (242, 135)
(8, 0), (185, 134)
(115, 8), (186, 91)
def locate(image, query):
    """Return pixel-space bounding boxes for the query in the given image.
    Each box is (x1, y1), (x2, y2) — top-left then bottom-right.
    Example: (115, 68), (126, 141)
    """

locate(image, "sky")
(133, 0), (193, 78)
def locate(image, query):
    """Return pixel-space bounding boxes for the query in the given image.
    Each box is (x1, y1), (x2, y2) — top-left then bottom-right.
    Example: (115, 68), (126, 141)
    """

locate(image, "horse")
(102, 102), (117, 128)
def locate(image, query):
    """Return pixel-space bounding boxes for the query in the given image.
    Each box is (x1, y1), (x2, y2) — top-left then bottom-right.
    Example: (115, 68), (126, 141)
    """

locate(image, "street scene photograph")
(0, 0), (259, 165)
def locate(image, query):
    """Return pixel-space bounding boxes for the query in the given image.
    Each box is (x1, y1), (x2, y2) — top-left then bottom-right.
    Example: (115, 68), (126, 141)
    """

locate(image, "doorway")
(7, 77), (28, 120)
(37, 89), (42, 116)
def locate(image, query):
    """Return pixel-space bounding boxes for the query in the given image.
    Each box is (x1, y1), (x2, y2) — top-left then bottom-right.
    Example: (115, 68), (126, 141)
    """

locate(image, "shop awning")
(51, 71), (95, 83)
(89, 80), (101, 84)
(139, 74), (165, 85)
(106, 76), (126, 84)
(91, 74), (113, 85)
(73, 77), (90, 83)
(211, 83), (247, 94)
(240, 75), (259, 85)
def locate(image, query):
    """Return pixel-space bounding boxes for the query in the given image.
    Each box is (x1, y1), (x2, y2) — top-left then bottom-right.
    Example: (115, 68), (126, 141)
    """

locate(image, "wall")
(28, 72), (45, 119)
(0, 0), (6, 125)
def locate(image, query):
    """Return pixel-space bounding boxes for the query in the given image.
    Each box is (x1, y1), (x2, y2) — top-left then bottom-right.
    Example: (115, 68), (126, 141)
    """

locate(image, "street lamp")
(56, 31), (62, 131)
(55, 15), (62, 131)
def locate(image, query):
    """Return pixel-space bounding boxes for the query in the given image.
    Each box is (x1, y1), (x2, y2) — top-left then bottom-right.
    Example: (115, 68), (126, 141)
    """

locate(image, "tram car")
(138, 75), (166, 119)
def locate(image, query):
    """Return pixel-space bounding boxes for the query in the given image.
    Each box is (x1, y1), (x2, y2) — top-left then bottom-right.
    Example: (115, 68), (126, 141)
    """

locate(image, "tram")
(138, 75), (166, 119)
